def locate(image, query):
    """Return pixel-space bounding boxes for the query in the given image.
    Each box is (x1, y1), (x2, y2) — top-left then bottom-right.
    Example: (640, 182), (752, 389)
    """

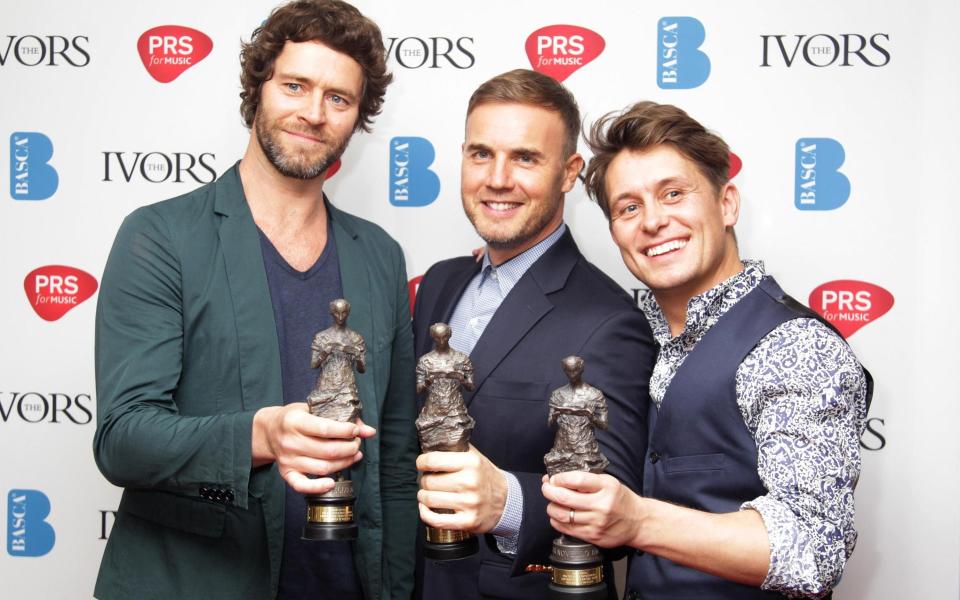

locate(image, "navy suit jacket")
(412, 229), (655, 600)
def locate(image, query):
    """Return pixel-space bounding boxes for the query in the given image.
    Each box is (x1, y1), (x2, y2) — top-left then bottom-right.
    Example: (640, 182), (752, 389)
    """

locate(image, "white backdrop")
(2, 1), (958, 597)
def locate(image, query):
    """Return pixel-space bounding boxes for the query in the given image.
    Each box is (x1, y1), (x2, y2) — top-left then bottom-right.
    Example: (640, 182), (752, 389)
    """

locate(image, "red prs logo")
(24, 266), (98, 322)
(137, 25), (213, 83)
(808, 280), (894, 338)
(407, 275), (423, 316)
(728, 152), (742, 179)
(325, 159), (341, 180)
(525, 25), (605, 82)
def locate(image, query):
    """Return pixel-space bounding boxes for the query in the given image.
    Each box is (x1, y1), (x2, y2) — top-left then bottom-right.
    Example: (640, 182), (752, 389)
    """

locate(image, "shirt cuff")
(489, 470), (523, 554)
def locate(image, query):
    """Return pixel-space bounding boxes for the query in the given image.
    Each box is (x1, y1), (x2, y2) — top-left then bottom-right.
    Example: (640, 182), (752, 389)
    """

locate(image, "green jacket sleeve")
(93, 206), (255, 509)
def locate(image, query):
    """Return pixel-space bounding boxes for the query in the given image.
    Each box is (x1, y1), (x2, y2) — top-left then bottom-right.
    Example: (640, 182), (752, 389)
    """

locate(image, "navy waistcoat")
(625, 277), (865, 600)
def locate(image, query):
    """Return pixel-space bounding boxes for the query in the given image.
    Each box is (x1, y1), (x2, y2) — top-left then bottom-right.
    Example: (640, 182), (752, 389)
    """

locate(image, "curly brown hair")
(584, 101), (730, 220)
(239, 0), (392, 132)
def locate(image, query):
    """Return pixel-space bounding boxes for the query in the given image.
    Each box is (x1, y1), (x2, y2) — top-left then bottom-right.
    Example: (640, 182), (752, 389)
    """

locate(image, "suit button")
(649, 452), (660, 464)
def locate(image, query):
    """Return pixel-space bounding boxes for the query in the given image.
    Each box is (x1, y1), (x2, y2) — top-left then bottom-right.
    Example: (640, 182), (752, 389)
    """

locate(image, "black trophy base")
(423, 527), (479, 560)
(549, 535), (606, 600)
(549, 581), (607, 600)
(302, 520), (359, 541)
(302, 478), (357, 542)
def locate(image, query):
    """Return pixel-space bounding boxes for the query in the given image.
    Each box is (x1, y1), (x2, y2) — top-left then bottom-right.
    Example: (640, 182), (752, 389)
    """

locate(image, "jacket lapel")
(467, 230), (580, 404)
(431, 262), (481, 328)
(214, 165), (282, 413)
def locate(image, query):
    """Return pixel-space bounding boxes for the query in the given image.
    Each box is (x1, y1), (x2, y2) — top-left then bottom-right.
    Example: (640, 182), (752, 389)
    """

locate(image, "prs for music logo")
(137, 25), (213, 83)
(23, 266), (98, 322)
(809, 280), (894, 338)
(525, 25), (604, 82)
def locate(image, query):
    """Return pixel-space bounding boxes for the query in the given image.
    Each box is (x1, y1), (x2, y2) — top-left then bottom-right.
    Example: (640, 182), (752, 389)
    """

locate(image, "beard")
(254, 113), (350, 180)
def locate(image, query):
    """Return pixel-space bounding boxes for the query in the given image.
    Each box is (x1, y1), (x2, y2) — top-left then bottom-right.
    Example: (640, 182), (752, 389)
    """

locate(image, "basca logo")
(389, 137), (439, 207)
(24, 266), (98, 321)
(10, 132), (59, 200)
(407, 275), (423, 316)
(386, 36), (475, 69)
(0, 392), (94, 425)
(137, 25), (213, 83)
(0, 35), (90, 67)
(809, 280), (894, 338)
(761, 33), (890, 68)
(102, 151), (216, 183)
(7, 489), (55, 557)
(525, 25), (604, 82)
(658, 17), (710, 89)
(795, 138), (850, 210)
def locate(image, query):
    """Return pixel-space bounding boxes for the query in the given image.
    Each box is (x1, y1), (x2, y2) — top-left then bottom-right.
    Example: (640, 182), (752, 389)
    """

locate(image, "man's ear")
(561, 153), (585, 193)
(719, 182), (740, 228)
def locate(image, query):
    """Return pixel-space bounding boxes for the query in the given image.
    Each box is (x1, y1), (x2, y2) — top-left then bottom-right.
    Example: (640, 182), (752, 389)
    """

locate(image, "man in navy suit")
(411, 69), (656, 600)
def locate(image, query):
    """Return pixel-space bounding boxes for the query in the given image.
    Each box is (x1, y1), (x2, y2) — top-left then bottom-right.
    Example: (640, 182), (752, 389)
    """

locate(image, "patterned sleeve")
(736, 318), (868, 598)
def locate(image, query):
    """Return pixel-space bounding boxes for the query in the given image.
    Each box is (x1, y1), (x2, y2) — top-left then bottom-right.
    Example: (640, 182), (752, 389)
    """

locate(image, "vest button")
(649, 452), (660, 464)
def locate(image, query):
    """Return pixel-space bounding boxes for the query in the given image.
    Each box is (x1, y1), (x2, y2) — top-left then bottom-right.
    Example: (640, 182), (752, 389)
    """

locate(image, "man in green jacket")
(92, 2), (418, 598)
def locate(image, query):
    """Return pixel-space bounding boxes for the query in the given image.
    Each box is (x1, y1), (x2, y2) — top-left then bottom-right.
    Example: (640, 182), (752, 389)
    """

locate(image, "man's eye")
(285, 83), (302, 92)
(664, 190), (682, 202)
(330, 94), (344, 105)
(615, 203), (640, 219)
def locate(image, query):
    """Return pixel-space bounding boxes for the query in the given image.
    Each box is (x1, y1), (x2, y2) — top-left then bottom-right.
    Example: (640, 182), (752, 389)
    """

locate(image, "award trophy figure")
(302, 299), (365, 541)
(415, 323), (479, 560)
(543, 356), (609, 599)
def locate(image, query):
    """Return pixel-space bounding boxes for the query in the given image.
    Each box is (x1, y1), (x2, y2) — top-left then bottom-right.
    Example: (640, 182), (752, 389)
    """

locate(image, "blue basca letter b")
(389, 136), (440, 207)
(657, 17), (711, 89)
(794, 138), (851, 211)
(10, 132), (59, 200)
(7, 489), (56, 557)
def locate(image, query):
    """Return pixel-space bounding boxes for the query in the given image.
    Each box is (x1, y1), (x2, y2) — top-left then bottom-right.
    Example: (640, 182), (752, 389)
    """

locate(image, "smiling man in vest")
(541, 101), (871, 599)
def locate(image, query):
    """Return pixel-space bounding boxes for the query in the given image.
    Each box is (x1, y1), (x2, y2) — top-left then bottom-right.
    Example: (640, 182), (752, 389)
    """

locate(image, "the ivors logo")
(525, 25), (604, 82)
(137, 25), (213, 83)
(23, 266), (98, 322)
(809, 280), (894, 338)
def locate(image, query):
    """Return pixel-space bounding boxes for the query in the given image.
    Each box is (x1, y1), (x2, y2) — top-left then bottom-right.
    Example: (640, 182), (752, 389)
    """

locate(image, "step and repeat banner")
(2, 1), (958, 598)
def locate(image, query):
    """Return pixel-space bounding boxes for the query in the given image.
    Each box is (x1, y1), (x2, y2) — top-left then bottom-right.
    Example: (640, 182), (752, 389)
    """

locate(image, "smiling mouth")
(482, 200), (522, 212)
(645, 239), (688, 257)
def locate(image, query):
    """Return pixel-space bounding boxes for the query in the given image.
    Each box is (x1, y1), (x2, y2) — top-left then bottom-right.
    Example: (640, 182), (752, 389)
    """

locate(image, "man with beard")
(92, 2), (417, 599)
(411, 69), (655, 599)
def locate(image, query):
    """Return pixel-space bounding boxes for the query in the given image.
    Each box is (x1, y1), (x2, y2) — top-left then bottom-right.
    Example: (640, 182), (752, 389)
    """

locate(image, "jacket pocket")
(119, 488), (226, 538)
(663, 453), (725, 476)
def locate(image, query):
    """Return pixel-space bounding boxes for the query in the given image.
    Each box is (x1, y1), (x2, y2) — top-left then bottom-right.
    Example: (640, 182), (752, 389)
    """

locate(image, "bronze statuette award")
(415, 323), (479, 560)
(302, 299), (365, 541)
(544, 356), (609, 600)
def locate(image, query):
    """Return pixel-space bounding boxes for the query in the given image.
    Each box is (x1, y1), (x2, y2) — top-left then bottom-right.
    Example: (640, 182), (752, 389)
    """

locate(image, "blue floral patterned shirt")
(638, 260), (868, 598)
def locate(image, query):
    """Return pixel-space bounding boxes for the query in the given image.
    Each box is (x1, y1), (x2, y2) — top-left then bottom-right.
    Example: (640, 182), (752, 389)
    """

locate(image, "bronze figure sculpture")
(415, 323), (479, 559)
(302, 298), (365, 542)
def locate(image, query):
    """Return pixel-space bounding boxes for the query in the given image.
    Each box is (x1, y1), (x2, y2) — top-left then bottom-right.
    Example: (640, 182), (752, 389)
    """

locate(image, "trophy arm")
(357, 352), (367, 374)
(593, 394), (610, 430)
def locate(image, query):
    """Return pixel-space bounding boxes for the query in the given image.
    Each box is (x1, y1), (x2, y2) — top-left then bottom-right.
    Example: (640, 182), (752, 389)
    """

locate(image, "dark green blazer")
(93, 164), (418, 599)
